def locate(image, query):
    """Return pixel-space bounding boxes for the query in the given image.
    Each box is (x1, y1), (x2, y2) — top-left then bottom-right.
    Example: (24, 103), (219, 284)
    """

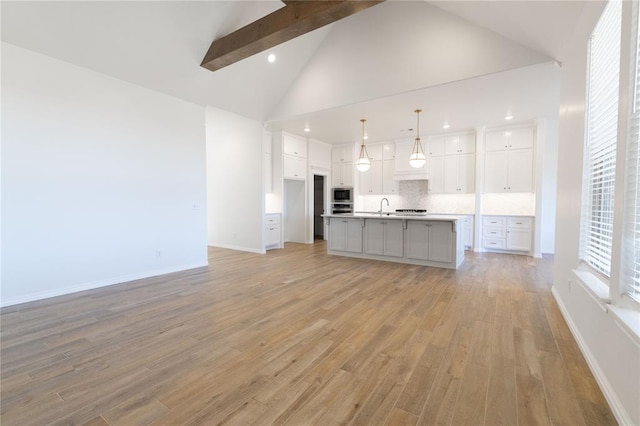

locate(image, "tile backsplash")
(356, 182), (534, 216)
(482, 193), (535, 215)
(357, 180), (475, 214)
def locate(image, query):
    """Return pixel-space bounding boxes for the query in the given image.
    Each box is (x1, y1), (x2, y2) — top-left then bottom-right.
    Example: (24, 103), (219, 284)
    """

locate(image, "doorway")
(313, 175), (325, 240)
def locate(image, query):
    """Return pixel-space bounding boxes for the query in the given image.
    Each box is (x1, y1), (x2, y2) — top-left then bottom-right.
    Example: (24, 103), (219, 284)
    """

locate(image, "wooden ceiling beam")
(200, 1), (384, 72)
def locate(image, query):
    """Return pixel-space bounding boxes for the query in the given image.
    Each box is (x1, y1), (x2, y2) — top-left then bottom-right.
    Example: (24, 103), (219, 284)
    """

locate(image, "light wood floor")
(1, 242), (616, 425)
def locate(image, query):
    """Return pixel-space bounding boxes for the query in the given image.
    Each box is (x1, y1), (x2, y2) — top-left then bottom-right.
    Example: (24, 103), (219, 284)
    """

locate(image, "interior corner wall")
(553, 3), (640, 425)
(205, 106), (264, 253)
(1, 43), (208, 307)
(541, 115), (559, 254)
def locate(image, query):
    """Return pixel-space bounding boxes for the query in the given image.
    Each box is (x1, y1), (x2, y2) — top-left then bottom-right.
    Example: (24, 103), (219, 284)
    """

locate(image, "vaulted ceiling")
(1, 1), (603, 144)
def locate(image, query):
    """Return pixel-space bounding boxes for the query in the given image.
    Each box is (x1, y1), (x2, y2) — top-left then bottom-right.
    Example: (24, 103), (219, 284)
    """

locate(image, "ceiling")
(1, 1), (601, 144)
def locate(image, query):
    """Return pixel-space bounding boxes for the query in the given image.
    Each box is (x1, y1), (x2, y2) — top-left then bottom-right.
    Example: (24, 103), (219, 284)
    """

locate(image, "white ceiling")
(1, 1), (598, 144)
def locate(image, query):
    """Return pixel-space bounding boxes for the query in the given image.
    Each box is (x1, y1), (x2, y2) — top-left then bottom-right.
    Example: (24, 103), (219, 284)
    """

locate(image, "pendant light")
(356, 119), (371, 172)
(409, 109), (426, 168)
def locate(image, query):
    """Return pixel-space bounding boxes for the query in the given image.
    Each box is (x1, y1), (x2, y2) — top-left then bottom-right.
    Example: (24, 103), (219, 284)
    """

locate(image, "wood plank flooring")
(1, 242), (616, 425)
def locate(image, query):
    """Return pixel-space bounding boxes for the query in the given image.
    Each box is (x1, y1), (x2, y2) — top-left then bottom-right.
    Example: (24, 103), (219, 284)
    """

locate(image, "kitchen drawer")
(483, 237), (506, 250)
(508, 217), (532, 229)
(483, 216), (507, 228)
(483, 227), (506, 238)
(266, 214), (281, 225)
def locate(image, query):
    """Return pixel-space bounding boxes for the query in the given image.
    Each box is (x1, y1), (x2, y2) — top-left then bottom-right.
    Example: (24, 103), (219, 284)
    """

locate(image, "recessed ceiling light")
(267, 53), (276, 63)
(505, 114), (514, 120)
(304, 126), (310, 132)
(442, 122), (450, 129)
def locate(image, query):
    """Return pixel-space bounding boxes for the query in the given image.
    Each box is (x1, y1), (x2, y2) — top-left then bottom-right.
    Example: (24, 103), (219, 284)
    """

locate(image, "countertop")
(323, 213), (465, 221)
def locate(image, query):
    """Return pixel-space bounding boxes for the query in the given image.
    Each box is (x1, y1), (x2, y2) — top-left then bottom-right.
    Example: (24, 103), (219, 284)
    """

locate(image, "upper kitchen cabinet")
(427, 136), (445, 157)
(332, 145), (354, 163)
(273, 131), (308, 181)
(444, 133), (476, 155)
(332, 143), (354, 187)
(427, 131), (476, 194)
(359, 142), (396, 195)
(484, 125), (535, 193)
(444, 153), (475, 193)
(283, 133), (307, 158)
(366, 144), (384, 162)
(382, 143), (395, 161)
(485, 126), (534, 152)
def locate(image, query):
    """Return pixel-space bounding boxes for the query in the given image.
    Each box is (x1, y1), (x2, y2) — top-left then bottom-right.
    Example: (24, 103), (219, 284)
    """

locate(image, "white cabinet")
(332, 163), (353, 187)
(332, 144), (354, 188)
(427, 136), (445, 156)
(428, 156), (445, 194)
(364, 219), (403, 257)
(360, 161), (383, 195)
(382, 143), (395, 160)
(428, 132), (475, 194)
(283, 133), (307, 158)
(279, 132), (307, 181)
(482, 216), (532, 253)
(265, 214), (282, 250)
(484, 126), (534, 193)
(443, 154), (475, 193)
(486, 127), (534, 152)
(284, 155), (306, 180)
(264, 152), (273, 193)
(332, 145), (354, 163)
(484, 149), (533, 193)
(382, 160), (398, 194)
(359, 143), (397, 195)
(366, 144), (384, 162)
(444, 133), (476, 155)
(405, 221), (453, 263)
(328, 218), (363, 253)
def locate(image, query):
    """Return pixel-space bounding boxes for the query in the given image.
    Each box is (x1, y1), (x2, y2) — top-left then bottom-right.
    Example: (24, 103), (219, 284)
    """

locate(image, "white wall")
(1, 43), (208, 307)
(206, 106), (264, 253)
(553, 3), (640, 425)
(541, 115), (559, 254)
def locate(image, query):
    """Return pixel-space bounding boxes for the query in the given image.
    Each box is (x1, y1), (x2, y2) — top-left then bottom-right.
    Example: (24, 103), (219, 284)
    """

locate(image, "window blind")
(581, 0), (622, 277)
(623, 0), (640, 301)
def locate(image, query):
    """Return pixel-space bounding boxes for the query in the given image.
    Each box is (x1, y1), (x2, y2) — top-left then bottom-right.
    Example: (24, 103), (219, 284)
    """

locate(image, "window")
(622, 0), (640, 302)
(580, 0), (622, 277)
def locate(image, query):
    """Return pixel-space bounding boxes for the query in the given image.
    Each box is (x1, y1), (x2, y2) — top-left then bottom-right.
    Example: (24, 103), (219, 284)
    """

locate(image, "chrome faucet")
(379, 197), (389, 215)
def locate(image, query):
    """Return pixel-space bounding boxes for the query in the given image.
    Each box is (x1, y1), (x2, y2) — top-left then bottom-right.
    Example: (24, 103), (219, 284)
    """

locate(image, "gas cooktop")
(395, 209), (428, 216)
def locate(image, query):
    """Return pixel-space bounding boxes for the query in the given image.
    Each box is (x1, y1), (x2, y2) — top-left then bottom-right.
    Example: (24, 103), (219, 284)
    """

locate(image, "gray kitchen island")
(323, 213), (465, 269)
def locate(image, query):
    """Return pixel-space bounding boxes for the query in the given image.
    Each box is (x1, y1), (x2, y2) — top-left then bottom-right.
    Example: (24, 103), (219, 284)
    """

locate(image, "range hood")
(393, 171), (429, 181)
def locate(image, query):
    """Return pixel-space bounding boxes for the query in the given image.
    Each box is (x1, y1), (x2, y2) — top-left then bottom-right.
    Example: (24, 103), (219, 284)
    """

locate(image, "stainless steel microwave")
(332, 187), (353, 203)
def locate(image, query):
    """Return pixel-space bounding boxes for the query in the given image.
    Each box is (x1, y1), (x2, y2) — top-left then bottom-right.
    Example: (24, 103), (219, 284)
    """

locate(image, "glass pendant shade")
(356, 145), (371, 172)
(409, 137), (426, 168)
(409, 109), (426, 168)
(356, 118), (371, 172)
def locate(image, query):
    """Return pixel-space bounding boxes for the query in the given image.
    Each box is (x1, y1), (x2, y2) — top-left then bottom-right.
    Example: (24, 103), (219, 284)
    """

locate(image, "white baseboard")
(208, 242), (265, 254)
(0, 261), (209, 308)
(551, 286), (634, 426)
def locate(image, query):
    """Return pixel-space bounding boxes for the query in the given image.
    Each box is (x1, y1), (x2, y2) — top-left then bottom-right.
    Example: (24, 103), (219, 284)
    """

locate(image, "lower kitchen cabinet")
(482, 215), (532, 254)
(364, 219), (403, 257)
(328, 217), (363, 253)
(405, 220), (453, 263)
(265, 214), (282, 250)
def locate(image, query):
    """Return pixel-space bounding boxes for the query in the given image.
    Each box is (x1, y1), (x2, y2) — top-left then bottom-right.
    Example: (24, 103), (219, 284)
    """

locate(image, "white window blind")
(581, 0), (622, 277)
(623, 0), (640, 301)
